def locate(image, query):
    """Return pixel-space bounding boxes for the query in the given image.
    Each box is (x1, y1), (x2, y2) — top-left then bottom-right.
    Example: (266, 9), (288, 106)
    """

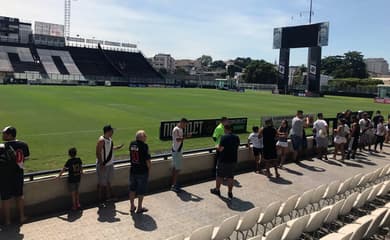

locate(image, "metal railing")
(24, 145), (223, 182)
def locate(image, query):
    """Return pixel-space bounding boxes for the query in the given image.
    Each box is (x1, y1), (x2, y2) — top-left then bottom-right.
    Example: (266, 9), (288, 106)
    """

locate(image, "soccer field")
(0, 85), (387, 172)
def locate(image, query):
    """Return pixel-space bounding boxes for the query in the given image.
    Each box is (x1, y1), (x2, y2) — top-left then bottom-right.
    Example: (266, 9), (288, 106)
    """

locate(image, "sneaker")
(228, 192), (233, 200)
(171, 185), (181, 193)
(210, 188), (221, 197)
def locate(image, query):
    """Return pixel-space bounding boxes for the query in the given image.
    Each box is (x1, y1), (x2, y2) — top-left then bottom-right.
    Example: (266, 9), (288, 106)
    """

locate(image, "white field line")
(22, 127), (134, 137)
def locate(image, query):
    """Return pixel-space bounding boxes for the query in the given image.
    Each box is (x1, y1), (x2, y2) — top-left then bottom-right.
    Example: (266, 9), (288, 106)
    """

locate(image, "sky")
(1, 0), (389, 65)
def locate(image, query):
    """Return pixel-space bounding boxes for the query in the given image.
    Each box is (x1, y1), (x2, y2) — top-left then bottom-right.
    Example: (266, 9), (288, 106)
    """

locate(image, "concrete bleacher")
(0, 45), (37, 73)
(102, 49), (164, 82)
(36, 49), (82, 76)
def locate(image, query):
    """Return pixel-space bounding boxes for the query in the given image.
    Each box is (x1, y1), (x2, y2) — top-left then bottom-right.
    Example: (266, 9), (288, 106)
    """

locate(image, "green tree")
(244, 60), (278, 84)
(321, 51), (368, 78)
(234, 57), (252, 69)
(197, 55), (213, 67)
(210, 60), (226, 70)
(159, 68), (168, 75)
(226, 64), (242, 78)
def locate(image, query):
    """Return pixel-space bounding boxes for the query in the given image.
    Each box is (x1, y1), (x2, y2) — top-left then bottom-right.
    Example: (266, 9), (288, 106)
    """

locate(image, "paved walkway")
(2, 145), (390, 240)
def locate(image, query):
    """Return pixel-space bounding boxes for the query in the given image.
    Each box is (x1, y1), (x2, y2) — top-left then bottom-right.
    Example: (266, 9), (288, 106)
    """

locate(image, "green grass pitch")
(0, 85), (388, 172)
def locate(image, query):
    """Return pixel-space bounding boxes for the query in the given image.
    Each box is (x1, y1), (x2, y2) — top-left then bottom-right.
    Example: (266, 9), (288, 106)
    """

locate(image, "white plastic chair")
(282, 215), (310, 240)
(348, 173), (363, 193)
(339, 192), (358, 223)
(212, 215), (240, 240)
(323, 181), (341, 205)
(336, 177), (352, 200)
(323, 199), (345, 231)
(357, 173), (371, 192)
(337, 218), (372, 240)
(356, 208), (387, 239)
(261, 223), (286, 240)
(167, 234), (185, 240)
(186, 225), (214, 240)
(319, 232), (352, 240)
(366, 183), (382, 203)
(256, 201), (281, 235)
(277, 194), (299, 222)
(247, 236), (261, 240)
(236, 207), (262, 240)
(352, 187), (372, 210)
(377, 180), (390, 197)
(303, 207), (330, 238)
(294, 189), (314, 217)
(369, 169), (382, 185)
(310, 184), (327, 211)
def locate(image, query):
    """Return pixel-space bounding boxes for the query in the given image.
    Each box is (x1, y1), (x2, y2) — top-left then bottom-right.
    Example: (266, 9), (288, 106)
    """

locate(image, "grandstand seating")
(0, 42), (165, 84)
(100, 48), (164, 82)
(165, 164), (390, 240)
(0, 45), (46, 73)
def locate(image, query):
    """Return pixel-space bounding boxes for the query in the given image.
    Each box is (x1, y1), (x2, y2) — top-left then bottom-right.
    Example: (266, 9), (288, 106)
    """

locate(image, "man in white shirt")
(312, 113), (329, 160)
(171, 118), (190, 192)
(96, 125), (123, 207)
(359, 112), (373, 153)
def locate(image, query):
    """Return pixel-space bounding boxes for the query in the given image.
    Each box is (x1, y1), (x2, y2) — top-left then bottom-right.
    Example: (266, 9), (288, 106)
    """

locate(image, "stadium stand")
(0, 41), (164, 85)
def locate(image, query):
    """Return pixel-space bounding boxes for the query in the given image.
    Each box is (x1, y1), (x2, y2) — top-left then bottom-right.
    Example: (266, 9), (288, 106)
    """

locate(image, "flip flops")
(136, 207), (148, 214)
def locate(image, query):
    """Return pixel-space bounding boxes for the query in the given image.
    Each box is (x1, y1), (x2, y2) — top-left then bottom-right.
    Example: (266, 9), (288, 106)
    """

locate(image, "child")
(375, 118), (386, 152)
(247, 126), (263, 173)
(58, 147), (83, 210)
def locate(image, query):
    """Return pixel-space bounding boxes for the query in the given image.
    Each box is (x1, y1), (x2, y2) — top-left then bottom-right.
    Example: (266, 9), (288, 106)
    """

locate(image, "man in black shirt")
(210, 125), (240, 200)
(129, 130), (151, 214)
(1, 126), (30, 225)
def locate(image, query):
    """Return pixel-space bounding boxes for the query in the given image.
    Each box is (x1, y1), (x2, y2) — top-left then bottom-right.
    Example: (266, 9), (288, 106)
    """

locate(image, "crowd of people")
(247, 110), (390, 177)
(0, 110), (389, 225)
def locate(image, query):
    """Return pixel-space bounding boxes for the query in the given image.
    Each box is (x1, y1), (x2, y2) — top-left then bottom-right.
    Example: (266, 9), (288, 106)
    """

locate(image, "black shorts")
(253, 147), (263, 157)
(129, 173), (149, 196)
(0, 171), (24, 201)
(216, 162), (236, 178)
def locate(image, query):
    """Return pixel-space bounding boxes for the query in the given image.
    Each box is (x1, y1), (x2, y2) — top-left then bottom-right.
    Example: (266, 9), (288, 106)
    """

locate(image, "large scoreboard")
(273, 22), (329, 49)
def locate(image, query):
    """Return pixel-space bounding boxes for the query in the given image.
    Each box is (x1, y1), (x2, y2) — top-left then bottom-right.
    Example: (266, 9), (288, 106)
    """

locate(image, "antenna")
(309, 0), (313, 24)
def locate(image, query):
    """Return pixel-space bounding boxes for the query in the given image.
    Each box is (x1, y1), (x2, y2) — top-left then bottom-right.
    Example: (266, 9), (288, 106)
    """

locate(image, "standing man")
(359, 112), (373, 153)
(313, 113), (329, 160)
(171, 118), (190, 193)
(129, 130), (151, 214)
(0, 126), (30, 225)
(210, 125), (240, 200)
(290, 110), (307, 162)
(96, 125), (123, 207)
(212, 117), (229, 171)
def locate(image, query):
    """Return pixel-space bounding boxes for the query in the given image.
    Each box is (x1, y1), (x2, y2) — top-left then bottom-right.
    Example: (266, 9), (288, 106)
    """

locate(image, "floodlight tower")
(64, 0), (72, 37)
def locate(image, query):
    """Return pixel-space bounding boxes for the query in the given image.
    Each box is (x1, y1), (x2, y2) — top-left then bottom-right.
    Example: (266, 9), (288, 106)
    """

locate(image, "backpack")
(0, 143), (17, 170)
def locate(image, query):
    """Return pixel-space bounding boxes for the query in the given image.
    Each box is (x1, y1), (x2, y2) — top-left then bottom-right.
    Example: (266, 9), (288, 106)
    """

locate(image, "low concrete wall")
(11, 138), (315, 218)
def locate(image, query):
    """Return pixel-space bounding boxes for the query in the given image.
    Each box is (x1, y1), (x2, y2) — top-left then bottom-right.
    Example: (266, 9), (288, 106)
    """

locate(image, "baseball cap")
(103, 125), (114, 133)
(2, 126), (17, 137)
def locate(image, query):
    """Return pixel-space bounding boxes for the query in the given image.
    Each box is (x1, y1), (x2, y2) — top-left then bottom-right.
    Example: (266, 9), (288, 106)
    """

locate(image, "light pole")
(309, 0), (313, 24)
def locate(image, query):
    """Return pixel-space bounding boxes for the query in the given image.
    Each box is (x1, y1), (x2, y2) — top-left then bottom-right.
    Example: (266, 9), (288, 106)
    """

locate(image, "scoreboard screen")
(273, 22), (329, 49)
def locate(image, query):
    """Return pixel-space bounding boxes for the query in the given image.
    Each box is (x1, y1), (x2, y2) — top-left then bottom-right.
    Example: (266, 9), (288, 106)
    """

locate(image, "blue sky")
(1, 0), (389, 65)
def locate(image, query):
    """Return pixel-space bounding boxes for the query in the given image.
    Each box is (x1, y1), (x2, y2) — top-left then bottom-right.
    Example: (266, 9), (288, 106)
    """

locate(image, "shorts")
(172, 151), (183, 170)
(334, 136), (347, 144)
(96, 164), (114, 186)
(315, 136), (328, 148)
(0, 171), (24, 201)
(68, 182), (80, 192)
(129, 173), (149, 195)
(252, 147), (263, 157)
(276, 141), (288, 148)
(216, 162), (236, 178)
(291, 135), (303, 151)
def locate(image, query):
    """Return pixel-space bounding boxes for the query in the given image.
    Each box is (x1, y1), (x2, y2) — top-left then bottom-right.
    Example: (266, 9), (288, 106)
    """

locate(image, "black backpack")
(0, 143), (17, 170)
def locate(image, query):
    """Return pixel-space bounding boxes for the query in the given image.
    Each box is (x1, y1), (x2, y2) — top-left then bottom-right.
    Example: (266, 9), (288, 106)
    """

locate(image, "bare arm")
(114, 144), (124, 150)
(146, 159), (152, 170)
(96, 139), (104, 165)
(57, 167), (66, 179)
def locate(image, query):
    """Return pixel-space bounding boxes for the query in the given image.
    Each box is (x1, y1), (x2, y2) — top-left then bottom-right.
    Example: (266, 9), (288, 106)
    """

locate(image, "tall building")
(151, 53), (175, 73)
(0, 16), (32, 44)
(365, 58), (389, 76)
